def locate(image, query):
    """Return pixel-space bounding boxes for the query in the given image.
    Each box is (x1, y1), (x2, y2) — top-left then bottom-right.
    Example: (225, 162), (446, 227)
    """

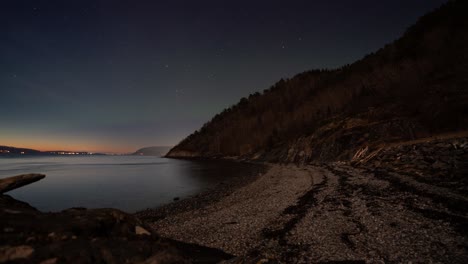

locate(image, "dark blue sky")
(0, 0), (446, 152)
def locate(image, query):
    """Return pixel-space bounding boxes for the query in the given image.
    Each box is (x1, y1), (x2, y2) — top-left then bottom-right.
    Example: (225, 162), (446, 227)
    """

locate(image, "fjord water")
(0, 156), (259, 212)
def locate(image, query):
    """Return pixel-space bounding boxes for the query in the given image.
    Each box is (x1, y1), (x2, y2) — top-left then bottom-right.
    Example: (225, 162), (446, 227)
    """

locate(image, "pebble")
(135, 225), (151, 236)
(0, 245), (34, 262)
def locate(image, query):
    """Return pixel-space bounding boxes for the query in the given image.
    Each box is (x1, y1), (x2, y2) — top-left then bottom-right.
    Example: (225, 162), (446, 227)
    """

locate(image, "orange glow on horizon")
(1, 130), (172, 154)
(1, 139), (136, 154)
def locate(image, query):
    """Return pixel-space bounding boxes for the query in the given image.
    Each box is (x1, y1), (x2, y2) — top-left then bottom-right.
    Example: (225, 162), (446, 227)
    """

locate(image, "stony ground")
(0, 194), (232, 264)
(147, 165), (313, 255)
(142, 137), (468, 263)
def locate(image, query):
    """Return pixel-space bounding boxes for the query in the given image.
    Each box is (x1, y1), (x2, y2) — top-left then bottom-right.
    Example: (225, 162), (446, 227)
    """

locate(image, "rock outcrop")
(0, 174), (45, 194)
(0, 175), (233, 264)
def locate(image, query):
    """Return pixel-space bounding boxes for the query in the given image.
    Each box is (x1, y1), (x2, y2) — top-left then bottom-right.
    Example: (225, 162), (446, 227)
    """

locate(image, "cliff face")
(167, 1), (468, 162)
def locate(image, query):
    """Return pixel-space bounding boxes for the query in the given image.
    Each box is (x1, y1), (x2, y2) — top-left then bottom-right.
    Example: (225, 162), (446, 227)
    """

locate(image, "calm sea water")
(0, 156), (260, 213)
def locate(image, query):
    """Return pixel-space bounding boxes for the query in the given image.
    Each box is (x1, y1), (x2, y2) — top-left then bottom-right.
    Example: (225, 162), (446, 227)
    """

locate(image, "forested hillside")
(167, 0), (468, 162)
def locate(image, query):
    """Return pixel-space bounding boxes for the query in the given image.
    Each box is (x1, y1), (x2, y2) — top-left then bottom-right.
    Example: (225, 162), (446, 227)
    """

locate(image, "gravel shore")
(139, 165), (314, 255)
(137, 159), (468, 263)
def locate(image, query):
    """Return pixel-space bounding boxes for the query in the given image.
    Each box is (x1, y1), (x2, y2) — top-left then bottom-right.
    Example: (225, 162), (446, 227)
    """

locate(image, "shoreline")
(135, 161), (268, 222)
(138, 164), (319, 255)
(137, 142), (468, 263)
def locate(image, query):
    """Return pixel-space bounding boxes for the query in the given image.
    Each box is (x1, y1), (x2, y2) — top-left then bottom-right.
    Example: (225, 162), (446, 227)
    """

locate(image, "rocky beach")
(138, 136), (468, 263)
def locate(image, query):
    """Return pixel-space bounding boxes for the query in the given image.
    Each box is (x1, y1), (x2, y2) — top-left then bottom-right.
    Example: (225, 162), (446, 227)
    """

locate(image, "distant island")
(0, 145), (105, 156)
(132, 146), (171, 156)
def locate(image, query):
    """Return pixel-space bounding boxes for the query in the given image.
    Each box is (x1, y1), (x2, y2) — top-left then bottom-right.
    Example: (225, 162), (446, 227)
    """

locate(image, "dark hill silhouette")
(0, 146), (41, 155)
(167, 0), (468, 162)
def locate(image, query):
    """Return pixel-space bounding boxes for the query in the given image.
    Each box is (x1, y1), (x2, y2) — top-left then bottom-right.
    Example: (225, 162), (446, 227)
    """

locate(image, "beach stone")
(432, 160), (446, 170)
(135, 225), (151, 236)
(137, 252), (188, 264)
(3, 209), (21, 214)
(40, 258), (58, 264)
(0, 245), (34, 262)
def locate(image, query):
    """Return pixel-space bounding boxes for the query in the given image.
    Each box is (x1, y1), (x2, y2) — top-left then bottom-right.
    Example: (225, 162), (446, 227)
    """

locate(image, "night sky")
(1, 0), (446, 153)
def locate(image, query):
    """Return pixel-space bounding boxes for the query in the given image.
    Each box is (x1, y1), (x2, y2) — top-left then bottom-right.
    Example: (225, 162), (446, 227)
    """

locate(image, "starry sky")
(1, 0), (447, 153)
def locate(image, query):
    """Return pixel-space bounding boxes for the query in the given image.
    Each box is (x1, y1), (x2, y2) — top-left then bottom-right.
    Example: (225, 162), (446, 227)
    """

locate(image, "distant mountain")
(133, 146), (171, 156)
(167, 0), (468, 162)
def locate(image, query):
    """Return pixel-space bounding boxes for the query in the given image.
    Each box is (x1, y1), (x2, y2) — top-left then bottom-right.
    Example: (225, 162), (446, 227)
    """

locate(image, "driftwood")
(0, 174), (45, 194)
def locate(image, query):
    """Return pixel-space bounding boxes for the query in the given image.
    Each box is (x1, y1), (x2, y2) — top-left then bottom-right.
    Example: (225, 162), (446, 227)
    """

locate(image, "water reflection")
(0, 156), (260, 213)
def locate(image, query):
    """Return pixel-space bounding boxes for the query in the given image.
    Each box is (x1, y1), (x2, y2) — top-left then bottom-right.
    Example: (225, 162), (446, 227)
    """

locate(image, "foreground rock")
(0, 193), (232, 263)
(0, 174), (45, 194)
